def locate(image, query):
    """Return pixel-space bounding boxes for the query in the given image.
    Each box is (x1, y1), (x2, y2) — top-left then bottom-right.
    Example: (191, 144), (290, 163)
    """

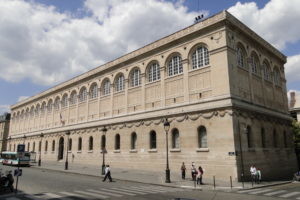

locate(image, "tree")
(292, 120), (300, 149)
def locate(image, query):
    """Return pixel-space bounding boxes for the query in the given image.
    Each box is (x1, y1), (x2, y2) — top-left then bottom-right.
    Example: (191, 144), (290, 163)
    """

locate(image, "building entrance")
(58, 137), (64, 160)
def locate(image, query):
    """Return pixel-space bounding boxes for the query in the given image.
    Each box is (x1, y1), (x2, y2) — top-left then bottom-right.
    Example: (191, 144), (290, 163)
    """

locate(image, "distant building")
(289, 91), (300, 121)
(0, 113), (10, 152)
(8, 11), (297, 181)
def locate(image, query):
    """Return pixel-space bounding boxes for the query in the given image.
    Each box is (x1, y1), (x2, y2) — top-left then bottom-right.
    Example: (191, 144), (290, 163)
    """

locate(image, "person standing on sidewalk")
(250, 165), (257, 183)
(191, 162), (196, 181)
(181, 162), (186, 180)
(196, 166), (204, 185)
(102, 165), (112, 182)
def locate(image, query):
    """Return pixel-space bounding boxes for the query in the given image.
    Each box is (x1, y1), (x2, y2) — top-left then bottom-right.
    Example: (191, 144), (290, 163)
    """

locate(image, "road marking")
(111, 187), (148, 194)
(131, 186), (170, 193)
(296, 197), (300, 200)
(59, 191), (94, 199)
(279, 192), (300, 198)
(87, 189), (123, 197)
(139, 185), (183, 192)
(121, 187), (158, 193)
(248, 189), (274, 194)
(264, 190), (287, 196)
(100, 188), (136, 196)
(237, 188), (263, 193)
(128, 186), (162, 193)
(42, 193), (63, 199)
(24, 195), (44, 200)
(75, 190), (108, 199)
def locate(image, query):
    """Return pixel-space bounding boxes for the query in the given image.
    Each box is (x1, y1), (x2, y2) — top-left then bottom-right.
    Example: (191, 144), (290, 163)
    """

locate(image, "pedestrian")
(191, 162), (196, 181)
(181, 162), (186, 180)
(256, 168), (261, 183)
(102, 165), (112, 182)
(250, 165), (257, 183)
(196, 166), (204, 185)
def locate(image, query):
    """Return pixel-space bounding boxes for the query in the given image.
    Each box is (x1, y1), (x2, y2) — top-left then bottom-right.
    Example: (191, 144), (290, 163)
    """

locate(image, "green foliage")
(292, 120), (300, 149)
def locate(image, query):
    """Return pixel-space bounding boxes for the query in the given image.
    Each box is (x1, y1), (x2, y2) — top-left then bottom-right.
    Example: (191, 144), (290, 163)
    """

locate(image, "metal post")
(65, 131), (70, 170)
(230, 176), (232, 190)
(213, 176), (216, 190)
(164, 119), (171, 183)
(101, 127), (107, 175)
(38, 133), (44, 167)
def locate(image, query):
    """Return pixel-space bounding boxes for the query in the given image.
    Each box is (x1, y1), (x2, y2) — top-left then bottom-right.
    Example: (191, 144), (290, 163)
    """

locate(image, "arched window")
(246, 126), (252, 148)
(89, 83), (98, 99)
(25, 108), (29, 120)
(45, 141), (48, 151)
(89, 136), (93, 151)
(198, 126), (207, 148)
(27, 142), (30, 151)
(70, 91), (77, 105)
(192, 46), (209, 69)
(168, 55), (183, 76)
(273, 130), (277, 148)
(35, 104), (40, 116)
(237, 46), (246, 68)
(115, 134), (120, 150)
(52, 140), (55, 152)
(149, 131), (156, 149)
(78, 137), (82, 151)
(263, 61), (271, 81)
(273, 67), (280, 85)
(102, 79), (111, 96)
(41, 102), (46, 115)
(47, 100), (53, 113)
(172, 128), (180, 149)
(79, 87), (87, 102)
(131, 132), (137, 150)
(68, 138), (72, 151)
(101, 135), (106, 150)
(39, 141), (42, 152)
(30, 106), (35, 117)
(251, 53), (260, 75)
(147, 62), (160, 82)
(115, 74), (125, 92)
(130, 68), (141, 87)
(33, 142), (36, 152)
(61, 94), (68, 108)
(261, 128), (266, 148)
(54, 97), (60, 110)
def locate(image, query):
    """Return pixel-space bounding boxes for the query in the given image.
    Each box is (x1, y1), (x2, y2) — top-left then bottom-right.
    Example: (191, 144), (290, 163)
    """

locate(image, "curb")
(236, 181), (292, 191)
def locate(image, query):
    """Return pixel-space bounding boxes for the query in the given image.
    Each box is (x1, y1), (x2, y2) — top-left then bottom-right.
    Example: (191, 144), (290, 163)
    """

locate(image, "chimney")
(290, 91), (296, 108)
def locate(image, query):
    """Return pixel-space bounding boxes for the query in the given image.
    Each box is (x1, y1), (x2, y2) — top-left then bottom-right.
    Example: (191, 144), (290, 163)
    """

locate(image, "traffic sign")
(14, 169), (22, 177)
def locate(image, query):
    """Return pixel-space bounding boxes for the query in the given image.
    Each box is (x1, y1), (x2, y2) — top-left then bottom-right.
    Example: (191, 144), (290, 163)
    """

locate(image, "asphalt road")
(0, 165), (299, 200)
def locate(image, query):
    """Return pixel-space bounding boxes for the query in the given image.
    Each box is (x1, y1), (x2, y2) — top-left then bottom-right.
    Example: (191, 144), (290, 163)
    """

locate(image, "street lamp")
(23, 135), (26, 145)
(164, 118), (171, 183)
(101, 126), (107, 175)
(65, 131), (71, 170)
(8, 136), (11, 151)
(38, 133), (44, 166)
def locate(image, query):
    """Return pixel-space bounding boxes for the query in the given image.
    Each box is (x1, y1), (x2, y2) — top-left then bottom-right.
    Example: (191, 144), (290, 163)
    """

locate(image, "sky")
(0, 0), (300, 114)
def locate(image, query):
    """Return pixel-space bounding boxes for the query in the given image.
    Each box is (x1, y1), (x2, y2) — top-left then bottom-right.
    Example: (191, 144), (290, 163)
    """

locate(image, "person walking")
(196, 166), (204, 185)
(181, 162), (186, 180)
(250, 165), (257, 183)
(191, 162), (196, 181)
(256, 168), (262, 183)
(102, 165), (112, 182)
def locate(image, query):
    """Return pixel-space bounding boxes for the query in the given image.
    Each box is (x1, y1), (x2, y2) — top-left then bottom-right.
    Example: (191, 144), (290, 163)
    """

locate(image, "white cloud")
(285, 54), (300, 83)
(228, 0), (300, 50)
(0, 105), (10, 115)
(0, 0), (206, 86)
(18, 96), (29, 102)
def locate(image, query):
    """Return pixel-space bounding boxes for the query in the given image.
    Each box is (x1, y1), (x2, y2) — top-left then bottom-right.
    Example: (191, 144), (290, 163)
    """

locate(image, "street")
(0, 165), (299, 200)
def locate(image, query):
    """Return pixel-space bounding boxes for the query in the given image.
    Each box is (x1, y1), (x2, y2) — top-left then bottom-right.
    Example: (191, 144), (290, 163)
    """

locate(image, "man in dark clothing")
(102, 165), (112, 182)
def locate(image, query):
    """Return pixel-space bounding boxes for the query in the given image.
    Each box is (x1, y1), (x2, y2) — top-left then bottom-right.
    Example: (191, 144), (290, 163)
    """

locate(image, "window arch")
(41, 102), (46, 115)
(250, 52), (260, 75)
(149, 131), (156, 149)
(192, 46), (209, 69)
(54, 97), (60, 110)
(198, 126), (207, 148)
(61, 94), (68, 108)
(236, 44), (246, 68)
(263, 61), (271, 81)
(115, 134), (120, 150)
(261, 128), (266, 148)
(246, 126), (252, 148)
(89, 136), (93, 151)
(68, 138), (72, 151)
(102, 79), (111, 96)
(89, 83), (98, 99)
(30, 106), (35, 118)
(45, 141), (48, 151)
(273, 130), (277, 148)
(168, 55), (183, 76)
(172, 128), (180, 149)
(130, 68), (141, 87)
(47, 100), (53, 113)
(147, 62), (160, 82)
(131, 132), (137, 150)
(52, 140), (55, 151)
(78, 137), (82, 151)
(35, 104), (40, 116)
(79, 87), (87, 102)
(115, 74), (125, 92)
(70, 91), (77, 105)
(101, 135), (106, 150)
(273, 67), (280, 85)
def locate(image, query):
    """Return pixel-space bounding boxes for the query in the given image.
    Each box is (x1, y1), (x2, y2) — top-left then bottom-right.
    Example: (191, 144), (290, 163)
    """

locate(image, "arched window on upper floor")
(171, 128), (180, 149)
(35, 104), (40, 116)
(89, 83), (98, 99)
(78, 137), (82, 151)
(263, 61), (272, 81)
(79, 87), (87, 103)
(130, 68), (141, 87)
(61, 94), (68, 108)
(273, 67), (280, 86)
(41, 102), (46, 115)
(102, 79), (111, 96)
(236, 44), (247, 69)
(30, 106), (35, 118)
(115, 74), (125, 92)
(168, 55), (183, 76)
(70, 91), (77, 105)
(192, 46), (209, 69)
(47, 100), (53, 113)
(198, 126), (207, 148)
(147, 62), (160, 82)
(25, 108), (29, 120)
(131, 132), (137, 150)
(251, 52), (260, 75)
(54, 97), (60, 111)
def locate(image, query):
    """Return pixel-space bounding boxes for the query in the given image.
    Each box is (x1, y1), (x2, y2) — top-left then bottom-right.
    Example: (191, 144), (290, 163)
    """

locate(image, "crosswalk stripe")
(59, 191), (94, 199)
(128, 186), (162, 193)
(296, 197), (300, 200)
(121, 187), (157, 194)
(42, 193), (63, 199)
(279, 192), (300, 198)
(237, 188), (263, 193)
(130, 186), (169, 193)
(111, 187), (148, 194)
(139, 185), (182, 192)
(100, 188), (136, 196)
(248, 189), (274, 194)
(75, 190), (109, 199)
(87, 189), (123, 197)
(264, 190), (287, 196)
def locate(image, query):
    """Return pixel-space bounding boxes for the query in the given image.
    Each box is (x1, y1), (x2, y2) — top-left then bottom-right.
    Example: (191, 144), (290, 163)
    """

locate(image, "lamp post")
(101, 126), (107, 175)
(23, 135), (26, 145)
(38, 133), (44, 166)
(65, 131), (70, 170)
(164, 118), (171, 183)
(8, 136), (11, 151)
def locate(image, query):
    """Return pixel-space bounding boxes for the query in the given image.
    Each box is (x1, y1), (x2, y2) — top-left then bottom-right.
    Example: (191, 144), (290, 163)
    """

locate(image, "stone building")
(0, 113), (10, 152)
(8, 11), (297, 181)
(289, 91), (300, 121)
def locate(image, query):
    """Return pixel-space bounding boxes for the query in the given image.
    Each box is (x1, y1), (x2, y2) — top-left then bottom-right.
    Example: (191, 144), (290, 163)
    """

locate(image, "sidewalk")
(30, 161), (291, 191)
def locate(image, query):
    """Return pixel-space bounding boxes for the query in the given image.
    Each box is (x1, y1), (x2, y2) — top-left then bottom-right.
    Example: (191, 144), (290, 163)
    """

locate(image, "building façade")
(7, 11), (298, 181)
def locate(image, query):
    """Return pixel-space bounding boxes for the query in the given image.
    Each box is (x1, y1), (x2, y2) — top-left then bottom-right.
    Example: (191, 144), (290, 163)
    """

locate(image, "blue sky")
(0, 0), (300, 114)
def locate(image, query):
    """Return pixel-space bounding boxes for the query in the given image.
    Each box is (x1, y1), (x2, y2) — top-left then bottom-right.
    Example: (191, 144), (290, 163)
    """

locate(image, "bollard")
(230, 176), (232, 190)
(194, 177), (196, 188)
(213, 176), (216, 190)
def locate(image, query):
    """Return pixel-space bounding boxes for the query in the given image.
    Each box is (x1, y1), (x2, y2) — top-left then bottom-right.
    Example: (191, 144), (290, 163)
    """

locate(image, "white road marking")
(59, 191), (93, 199)
(87, 189), (123, 197)
(42, 193), (63, 199)
(264, 190), (287, 196)
(111, 187), (147, 195)
(24, 195), (44, 200)
(248, 189), (274, 194)
(100, 188), (136, 196)
(279, 192), (300, 198)
(237, 188), (263, 193)
(131, 186), (171, 193)
(75, 190), (108, 199)
(121, 187), (158, 193)
(128, 186), (163, 193)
